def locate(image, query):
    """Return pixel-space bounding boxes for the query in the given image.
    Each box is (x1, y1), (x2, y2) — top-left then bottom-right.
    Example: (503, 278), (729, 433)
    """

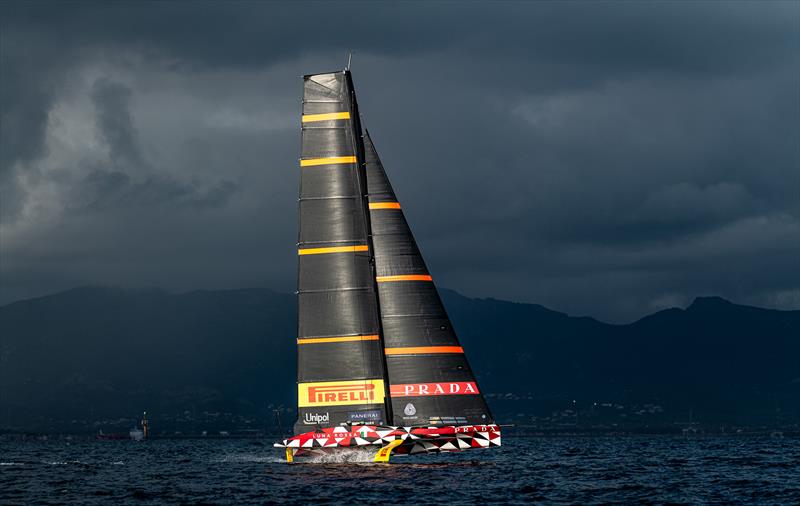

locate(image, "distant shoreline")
(2, 427), (798, 440)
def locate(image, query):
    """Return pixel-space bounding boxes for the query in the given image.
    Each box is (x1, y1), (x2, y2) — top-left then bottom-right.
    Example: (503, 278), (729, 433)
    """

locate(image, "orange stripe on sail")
(384, 346), (464, 355)
(300, 156), (357, 167)
(376, 274), (433, 282)
(301, 112), (350, 123)
(297, 334), (380, 344)
(298, 245), (368, 255)
(368, 202), (401, 210)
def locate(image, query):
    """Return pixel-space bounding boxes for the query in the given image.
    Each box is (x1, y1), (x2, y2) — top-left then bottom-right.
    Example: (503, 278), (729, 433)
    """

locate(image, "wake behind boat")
(274, 69), (501, 462)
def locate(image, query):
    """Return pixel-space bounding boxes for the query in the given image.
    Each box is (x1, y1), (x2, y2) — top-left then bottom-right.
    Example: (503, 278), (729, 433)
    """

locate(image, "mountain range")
(1, 286), (798, 432)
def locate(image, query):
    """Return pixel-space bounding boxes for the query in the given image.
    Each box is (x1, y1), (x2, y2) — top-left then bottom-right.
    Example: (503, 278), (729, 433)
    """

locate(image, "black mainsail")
(296, 71), (389, 432)
(364, 132), (494, 427)
(283, 69), (500, 461)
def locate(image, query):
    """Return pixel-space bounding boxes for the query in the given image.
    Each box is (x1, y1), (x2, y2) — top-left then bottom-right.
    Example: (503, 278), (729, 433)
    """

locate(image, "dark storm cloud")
(1, 1), (798, 321)
(0, 21), (72, 221)
(72, 77), (240, 212)
(91, 78), (146, 169)
(71, 169), (238, 212)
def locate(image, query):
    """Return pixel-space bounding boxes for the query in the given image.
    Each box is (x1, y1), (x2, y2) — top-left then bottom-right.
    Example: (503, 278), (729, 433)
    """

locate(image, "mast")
(344, 73), (394, 424)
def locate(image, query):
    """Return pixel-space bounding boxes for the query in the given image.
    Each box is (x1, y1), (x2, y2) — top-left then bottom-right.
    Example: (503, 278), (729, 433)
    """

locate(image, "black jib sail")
(295, 71), (389, 432)
(364, 132), (495, 427)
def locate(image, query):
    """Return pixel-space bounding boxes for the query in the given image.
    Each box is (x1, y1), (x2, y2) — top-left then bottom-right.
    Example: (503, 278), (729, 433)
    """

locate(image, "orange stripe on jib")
(384, 346), (464, 355)
(376, 274), (433, 282)
(368, 202), (401, 210)
(297, 335), (380, 345)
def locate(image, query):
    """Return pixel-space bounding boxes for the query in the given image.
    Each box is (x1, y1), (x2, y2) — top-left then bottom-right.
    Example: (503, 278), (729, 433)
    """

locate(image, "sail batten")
(384, 346), (465, 355)
(302, 111), (351, 122)
(297, 245), (369, 255)
(298, 334), (380, 344)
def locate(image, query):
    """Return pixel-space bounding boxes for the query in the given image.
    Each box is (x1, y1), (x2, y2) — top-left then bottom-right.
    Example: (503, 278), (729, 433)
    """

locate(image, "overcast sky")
(1, 1), (798, 322)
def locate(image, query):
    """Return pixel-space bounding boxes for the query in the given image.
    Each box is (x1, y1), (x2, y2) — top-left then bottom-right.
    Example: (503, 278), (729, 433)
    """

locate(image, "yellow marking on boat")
(298, 245), (368, 255)
(301, 112), (351, 122)
(285, 448), (294, 463)
(373, 439), (404, 463)
(376, 274), (433, 282)
(368, 202), (401, 210)
(297, 334), (380, 345)
(298, 379), (385, 408)
(300, 156), (357, 167)
(384, 346), (464, 355)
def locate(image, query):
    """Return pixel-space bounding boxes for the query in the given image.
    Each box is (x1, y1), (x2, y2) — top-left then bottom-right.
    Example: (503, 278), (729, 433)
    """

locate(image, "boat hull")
(274, 424), (501, 458)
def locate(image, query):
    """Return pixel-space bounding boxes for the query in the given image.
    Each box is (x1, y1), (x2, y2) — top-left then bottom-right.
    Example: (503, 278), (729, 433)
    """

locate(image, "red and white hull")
(274, 424), (501, 460)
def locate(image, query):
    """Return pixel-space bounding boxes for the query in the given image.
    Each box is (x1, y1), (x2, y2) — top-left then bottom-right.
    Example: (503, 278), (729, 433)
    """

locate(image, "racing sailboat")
(274, 69), (500, 462)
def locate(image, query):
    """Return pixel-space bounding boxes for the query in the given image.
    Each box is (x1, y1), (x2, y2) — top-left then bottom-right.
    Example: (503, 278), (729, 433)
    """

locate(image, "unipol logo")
(303, 412), (329, 425)
(390, 382), (480, 397)
(404, 403), (417, 416)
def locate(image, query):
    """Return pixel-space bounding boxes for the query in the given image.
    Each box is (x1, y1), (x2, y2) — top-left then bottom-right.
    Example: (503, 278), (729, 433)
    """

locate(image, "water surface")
(2, 436), (799, 504)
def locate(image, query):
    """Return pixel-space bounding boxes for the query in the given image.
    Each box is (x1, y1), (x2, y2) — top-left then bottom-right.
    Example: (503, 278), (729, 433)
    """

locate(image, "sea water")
(2, 436), (799, 504)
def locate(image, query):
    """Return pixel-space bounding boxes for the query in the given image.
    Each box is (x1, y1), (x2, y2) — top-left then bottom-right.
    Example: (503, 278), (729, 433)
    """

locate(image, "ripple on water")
(0, 436), (798, 505)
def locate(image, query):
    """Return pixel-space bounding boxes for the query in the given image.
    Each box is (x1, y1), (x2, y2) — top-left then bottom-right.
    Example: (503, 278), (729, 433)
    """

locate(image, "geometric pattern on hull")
(274, 424), (501, 458)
